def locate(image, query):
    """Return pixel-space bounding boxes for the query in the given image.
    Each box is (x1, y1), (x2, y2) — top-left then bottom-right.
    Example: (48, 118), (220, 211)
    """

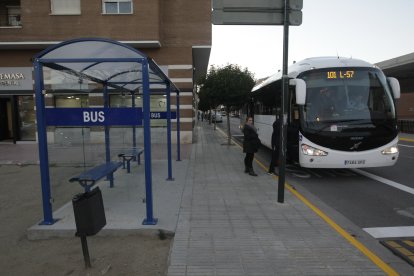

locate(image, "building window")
(51, 0), (81, 15)
(102, 0), (132, 14)
(7, 6), (21, 26)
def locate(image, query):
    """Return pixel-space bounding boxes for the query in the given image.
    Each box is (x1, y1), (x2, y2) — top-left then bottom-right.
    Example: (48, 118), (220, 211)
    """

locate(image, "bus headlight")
(301, 144), (328, 156)
(381, 144), (398, 155)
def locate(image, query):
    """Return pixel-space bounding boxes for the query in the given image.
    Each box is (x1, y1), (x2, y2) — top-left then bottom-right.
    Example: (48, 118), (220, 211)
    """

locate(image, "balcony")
(0, 2), (21, 27)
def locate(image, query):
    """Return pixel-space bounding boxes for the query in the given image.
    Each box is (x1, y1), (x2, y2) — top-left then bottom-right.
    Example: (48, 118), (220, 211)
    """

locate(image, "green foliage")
(198, 64), (255, 110)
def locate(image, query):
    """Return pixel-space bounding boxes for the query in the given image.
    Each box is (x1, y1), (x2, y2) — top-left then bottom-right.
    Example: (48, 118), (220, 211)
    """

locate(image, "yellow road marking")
(216, 126), (399, 275)
(403, 240), (414, 247)
(386, 240), (402, 248)
(395, 246), (414, 256)
(400, 137), (414, 143)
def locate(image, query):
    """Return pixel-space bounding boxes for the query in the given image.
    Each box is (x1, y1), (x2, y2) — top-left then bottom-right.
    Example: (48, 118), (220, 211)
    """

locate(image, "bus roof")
(252, 56), (376, 92)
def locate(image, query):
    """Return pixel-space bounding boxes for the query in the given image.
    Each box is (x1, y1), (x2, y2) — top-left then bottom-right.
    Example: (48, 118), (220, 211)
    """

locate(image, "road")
(215, 115), (414, 269)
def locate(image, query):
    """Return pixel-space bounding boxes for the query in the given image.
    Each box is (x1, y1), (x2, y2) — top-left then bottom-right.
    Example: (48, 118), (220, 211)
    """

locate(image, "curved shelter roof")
(34, 37), (180, 93)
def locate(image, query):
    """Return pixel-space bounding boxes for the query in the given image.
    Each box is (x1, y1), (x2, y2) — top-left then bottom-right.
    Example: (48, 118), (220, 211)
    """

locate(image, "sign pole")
(278, 0), (290, 203)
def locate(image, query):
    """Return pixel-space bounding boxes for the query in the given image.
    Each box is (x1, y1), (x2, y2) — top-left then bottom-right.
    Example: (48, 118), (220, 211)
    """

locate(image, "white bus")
(245, 57), (401, 168)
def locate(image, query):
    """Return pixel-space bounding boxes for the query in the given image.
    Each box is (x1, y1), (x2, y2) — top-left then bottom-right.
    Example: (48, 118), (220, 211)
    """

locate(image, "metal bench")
(117, 147), (144, 173)
(69, 161), (123, 191)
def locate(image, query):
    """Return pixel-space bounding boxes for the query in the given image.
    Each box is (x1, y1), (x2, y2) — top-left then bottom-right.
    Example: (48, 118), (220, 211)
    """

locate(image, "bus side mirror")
(290, 78), (306, 105)
(387, 77), (400, 99)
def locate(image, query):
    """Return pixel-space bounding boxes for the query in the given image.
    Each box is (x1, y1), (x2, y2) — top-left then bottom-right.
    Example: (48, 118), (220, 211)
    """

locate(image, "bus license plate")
(344, 160), (365, 165)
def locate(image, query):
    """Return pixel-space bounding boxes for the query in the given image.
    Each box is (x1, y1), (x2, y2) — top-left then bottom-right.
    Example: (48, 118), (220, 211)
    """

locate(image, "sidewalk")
(167, 123), (393, 275)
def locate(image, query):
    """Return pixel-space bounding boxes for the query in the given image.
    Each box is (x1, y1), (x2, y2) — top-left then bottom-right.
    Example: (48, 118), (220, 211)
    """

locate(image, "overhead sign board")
(213, 0), (303, 11)
(212, 10), (302, 26)
(45, 108), (176, 126)
(45, 108), (143, 126)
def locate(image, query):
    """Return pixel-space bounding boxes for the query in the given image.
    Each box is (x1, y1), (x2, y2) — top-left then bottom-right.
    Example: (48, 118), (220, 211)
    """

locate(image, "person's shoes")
(244, 167), (249, 173)
(267, 171), (275, 175)
(248, 170), (258, 176)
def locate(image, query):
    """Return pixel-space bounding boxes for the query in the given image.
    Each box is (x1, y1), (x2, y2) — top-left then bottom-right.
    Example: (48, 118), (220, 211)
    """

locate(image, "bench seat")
(70, 161), (123, 191)
(118, 147), (144, 173)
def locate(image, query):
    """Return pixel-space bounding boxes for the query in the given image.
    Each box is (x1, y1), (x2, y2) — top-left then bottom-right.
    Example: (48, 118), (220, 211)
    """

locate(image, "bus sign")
(45, 108), (177, 126)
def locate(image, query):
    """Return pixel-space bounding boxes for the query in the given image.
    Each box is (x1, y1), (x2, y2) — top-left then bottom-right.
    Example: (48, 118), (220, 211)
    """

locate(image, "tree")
(198, 64), (255, 144)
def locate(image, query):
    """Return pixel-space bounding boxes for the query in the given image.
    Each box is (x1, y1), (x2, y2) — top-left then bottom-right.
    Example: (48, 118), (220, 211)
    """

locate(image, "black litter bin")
(72, 187), (106, 236)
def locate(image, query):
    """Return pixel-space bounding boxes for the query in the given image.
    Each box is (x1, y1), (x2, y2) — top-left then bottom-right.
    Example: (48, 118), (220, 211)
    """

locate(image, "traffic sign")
(212, 10), (302, 26)
(213, 0), (303, 11)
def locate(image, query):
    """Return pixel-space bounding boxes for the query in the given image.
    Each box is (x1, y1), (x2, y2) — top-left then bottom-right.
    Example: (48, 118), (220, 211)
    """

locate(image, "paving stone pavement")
(167, 123), (394, 276)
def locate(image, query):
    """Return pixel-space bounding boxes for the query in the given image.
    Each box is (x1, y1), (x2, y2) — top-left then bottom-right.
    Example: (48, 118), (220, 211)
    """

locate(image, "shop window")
(102, 0), (132, 14)
(51, 0), (81, 15)
(18, 96), (35, 141)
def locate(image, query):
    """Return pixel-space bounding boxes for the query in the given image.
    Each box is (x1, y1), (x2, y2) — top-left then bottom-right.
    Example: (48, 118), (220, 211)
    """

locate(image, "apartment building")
(0, 0), (211, 144)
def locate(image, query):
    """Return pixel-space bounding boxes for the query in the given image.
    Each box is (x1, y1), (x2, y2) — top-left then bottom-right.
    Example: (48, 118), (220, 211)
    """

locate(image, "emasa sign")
(0, 67), (33, 91)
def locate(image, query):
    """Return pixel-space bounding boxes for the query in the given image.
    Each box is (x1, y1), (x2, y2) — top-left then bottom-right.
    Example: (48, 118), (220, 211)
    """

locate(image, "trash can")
(72, 187), (106, 236)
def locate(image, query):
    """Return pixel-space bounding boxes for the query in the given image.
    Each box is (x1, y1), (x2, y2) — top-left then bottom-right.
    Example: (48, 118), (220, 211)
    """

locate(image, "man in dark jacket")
(243, 117), (261, 176)
(268, 117), (280, 175)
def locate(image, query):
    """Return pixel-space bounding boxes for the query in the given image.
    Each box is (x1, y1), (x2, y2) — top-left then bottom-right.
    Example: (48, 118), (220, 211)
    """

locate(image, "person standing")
(242, 116), (261, 176)
(268, 117), (280, 175)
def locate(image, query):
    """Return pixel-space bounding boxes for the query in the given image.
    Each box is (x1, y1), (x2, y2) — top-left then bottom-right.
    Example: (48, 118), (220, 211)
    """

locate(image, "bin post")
(80, 235), (91, 268)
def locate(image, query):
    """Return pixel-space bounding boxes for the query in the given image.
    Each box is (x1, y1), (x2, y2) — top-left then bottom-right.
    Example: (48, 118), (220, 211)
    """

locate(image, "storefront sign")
(0, 67), (33, 91)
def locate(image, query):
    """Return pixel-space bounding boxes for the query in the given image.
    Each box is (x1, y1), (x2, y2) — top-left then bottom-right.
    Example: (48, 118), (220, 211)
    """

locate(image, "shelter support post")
(103, 85), (113, 187)
(166, 84), (174, 180)
(132, 91), (137, 148)
(34, 60), (57, 225)
(142, 60), (158, 225)
(176, 92), (181, 161)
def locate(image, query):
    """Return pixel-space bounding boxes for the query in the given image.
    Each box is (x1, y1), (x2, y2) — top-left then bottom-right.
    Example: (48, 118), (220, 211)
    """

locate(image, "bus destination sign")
(327, 70), (355, 79)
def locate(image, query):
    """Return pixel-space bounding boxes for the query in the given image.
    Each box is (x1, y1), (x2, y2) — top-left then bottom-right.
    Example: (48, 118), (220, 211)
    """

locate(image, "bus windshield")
(300, 67), (396, 132)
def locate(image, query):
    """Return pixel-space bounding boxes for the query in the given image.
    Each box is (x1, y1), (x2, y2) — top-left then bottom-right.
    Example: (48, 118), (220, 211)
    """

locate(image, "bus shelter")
(33, 38), (181, 226)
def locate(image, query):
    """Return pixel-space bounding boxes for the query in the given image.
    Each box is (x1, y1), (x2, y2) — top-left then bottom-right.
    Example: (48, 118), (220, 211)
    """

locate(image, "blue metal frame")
(32, 38), (181, 226)
(166, 83), (174, 181)
(141, 59), (157, 225)
(176, 92), (181, 161)
(34, 61), (57, 225)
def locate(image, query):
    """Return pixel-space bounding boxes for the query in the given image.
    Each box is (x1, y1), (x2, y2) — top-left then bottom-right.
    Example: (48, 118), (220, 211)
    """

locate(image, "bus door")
(287, 87), (300, 163)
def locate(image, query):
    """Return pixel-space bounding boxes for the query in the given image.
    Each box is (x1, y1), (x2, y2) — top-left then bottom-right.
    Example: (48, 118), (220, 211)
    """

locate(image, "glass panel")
(150, 95), (167, 127)
(18, 96), (36, 141)
(7, 6), (21, 26)
(37, 39), (173, 95)
(55, 95), (89, 107)
(301, 67), (396, 132)
(119, 2), (132, 13)
(51, 0), (80, 15)
(110, 94), (133, 107)
(41, 40), (143, 59)
(104, 2), (118, 14)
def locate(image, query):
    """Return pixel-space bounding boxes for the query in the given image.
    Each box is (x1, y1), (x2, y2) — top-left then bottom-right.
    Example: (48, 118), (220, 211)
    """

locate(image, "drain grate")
(381, 239), (414, 266)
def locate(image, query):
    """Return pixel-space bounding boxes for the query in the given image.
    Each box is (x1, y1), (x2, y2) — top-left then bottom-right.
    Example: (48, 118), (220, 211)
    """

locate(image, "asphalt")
(2, 123), (414, 275)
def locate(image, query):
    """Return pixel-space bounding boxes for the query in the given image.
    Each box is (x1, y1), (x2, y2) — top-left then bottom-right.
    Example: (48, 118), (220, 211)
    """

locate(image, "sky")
(208, 0), (414, 79)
